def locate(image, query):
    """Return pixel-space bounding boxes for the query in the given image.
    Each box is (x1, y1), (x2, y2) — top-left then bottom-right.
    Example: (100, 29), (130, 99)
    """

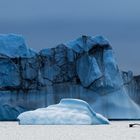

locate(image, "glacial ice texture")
(0, 34), (140, 120)
(17, 99), (109, 125)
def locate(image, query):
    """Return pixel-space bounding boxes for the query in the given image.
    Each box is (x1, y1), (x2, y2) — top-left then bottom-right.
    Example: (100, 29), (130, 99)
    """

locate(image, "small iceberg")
(17, 99), (109, 125)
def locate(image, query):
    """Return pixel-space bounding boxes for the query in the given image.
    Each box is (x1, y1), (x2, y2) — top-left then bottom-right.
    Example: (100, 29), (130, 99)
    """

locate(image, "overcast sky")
(0, 0), (140, 74)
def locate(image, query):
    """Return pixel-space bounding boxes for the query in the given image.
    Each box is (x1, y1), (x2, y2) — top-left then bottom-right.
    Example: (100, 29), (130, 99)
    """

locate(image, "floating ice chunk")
(17, 99), (109, 125)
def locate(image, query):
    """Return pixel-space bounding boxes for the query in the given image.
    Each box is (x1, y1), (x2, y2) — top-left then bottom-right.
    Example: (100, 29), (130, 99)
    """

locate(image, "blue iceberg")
(0, 34), (139, 120)
(17, 99), (109, 125)
(0, 34), (38, 90)
(0, 34), (35, 58)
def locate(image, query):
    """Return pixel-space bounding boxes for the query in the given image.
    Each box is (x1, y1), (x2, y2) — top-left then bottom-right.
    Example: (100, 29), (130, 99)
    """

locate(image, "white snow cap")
(17, 98), (109, 125)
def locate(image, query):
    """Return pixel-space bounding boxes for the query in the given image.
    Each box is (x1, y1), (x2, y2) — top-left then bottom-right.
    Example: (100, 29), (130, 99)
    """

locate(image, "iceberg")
(0, 34), (38, 90)
(0, 34), (34, 58)
(0, 34), (140, 120)
(17, 99), (109, 125)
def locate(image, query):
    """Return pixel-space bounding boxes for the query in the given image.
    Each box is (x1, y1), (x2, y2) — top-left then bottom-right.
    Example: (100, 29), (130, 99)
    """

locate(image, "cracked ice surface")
(0, 34), (139, 120)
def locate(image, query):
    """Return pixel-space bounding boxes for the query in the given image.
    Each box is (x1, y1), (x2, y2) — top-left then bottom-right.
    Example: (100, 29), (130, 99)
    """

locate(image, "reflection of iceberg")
(18, 99), (109, 125)
(0, 34), (140, 120)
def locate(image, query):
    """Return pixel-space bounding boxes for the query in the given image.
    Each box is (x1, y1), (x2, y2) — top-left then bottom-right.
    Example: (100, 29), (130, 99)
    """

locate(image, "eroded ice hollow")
(0, 34), (140, 120)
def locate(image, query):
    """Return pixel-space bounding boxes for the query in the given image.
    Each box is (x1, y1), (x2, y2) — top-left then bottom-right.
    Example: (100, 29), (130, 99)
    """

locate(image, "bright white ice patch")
(17, 99), (109, 125)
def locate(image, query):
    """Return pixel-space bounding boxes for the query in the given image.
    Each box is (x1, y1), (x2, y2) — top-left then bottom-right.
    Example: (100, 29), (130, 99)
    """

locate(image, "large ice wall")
(0, 34), (140, 120)
(122, 71), (140, 106)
